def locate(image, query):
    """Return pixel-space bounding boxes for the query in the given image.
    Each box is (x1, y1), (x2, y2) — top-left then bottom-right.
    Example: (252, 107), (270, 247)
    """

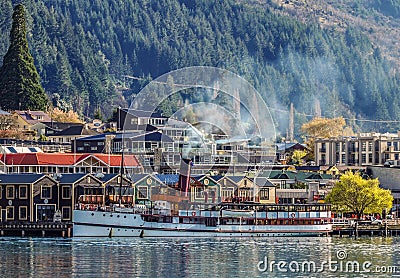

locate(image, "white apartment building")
(315, 132), (400, 166)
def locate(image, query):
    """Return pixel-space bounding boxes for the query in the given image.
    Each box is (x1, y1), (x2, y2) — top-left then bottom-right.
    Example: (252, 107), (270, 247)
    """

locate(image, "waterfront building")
(314, 132), (400, 167)
(367, 166), (400, 216)
(0, 174), (58, 222)
(47, 125), (99, 144)
(0, 152), (142, 174)
(258, 170), (334, 204)
(0, 173), (135, 223)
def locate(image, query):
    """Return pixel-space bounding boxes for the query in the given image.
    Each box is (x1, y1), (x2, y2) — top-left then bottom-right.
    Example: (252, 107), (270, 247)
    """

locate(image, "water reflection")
(0, 237), (398, 277)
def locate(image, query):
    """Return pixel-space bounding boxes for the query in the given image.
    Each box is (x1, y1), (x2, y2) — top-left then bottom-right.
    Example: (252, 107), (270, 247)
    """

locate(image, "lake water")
(0, 236), (399, 277)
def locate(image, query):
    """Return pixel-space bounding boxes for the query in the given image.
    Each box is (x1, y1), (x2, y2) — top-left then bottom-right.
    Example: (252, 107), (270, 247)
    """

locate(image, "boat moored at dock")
(73, 203), (332, 237)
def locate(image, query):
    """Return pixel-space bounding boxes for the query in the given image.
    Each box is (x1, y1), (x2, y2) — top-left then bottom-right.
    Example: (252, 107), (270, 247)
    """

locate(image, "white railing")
(332, 218), (352, 226)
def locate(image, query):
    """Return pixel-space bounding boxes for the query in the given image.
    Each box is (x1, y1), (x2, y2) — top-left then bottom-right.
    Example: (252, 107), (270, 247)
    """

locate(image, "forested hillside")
(0, 0), (399, 135)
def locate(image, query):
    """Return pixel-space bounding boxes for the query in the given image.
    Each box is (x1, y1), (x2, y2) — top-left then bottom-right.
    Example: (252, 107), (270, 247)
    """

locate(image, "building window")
(41, 185), (52, 199)
(62, 207), (71, 220)
(369, 154), (372, 163)
(6, 206), (14, 220)
(19, 206), (27, 220)
(77, 147), (84, 151)
(259, 188), (269, 200)
(362, 154), (366, 164)
(195, 187), (204, 199)
(6, 186), (14, 199)
(362, 142), (366, 151)
(130, 118), (138, 125)
(137, 186), (148, 199)
(62, 186), (71, 199)
(221, 187), (234, 201)
(37, 205), (55, 221)
(91, 146), (97, 151)
(19, 185), (28, 199)
(341, 154), (346, 164)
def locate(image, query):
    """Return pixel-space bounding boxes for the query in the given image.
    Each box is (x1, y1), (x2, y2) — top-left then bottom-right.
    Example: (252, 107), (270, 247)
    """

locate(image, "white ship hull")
(73, 210), (332, 237)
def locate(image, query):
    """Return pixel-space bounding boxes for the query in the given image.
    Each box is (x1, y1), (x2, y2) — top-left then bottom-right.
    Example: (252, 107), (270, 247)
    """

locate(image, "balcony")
(348, 147), (359, 153)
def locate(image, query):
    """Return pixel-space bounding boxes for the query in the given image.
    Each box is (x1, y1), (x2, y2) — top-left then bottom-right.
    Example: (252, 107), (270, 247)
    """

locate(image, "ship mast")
(119, 146), (124, 207)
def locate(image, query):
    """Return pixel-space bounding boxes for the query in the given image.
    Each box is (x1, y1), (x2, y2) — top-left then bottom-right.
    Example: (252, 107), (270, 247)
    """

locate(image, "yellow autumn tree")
(325, 171), (393, 217)
(301, 117), (346, 138)
(290, 149), (308, 165)
(50, 108), (83, 123)
(301, 117), (350, 160)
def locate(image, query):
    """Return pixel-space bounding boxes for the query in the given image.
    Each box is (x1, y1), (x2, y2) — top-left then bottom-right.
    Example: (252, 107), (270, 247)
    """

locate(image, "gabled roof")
(14, 110), (52, 124)
(75, 133), (113, 141)
(122, 108), (166, 119)
(225, 175), (246, 183)
(129, 131), (174, 143)
(57, 173), (89, 184)
(96, 173), (119, 183)
(130, 173), (150, 183)
(51, 125), (99, 137)
(273, 172), (291, 179)
(43, 121), (83, 131)
(276, 142), (306, 151)
(210, 175), (224, 182)
(155, 174), (179, 185)
(0, 173), (53, 184)
(93, 154), (141, 167)
(251, 177), (275, 187)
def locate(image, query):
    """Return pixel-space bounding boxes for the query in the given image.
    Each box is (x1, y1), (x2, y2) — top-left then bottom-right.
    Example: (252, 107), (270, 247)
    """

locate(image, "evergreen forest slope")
(0, 0), (399, 135)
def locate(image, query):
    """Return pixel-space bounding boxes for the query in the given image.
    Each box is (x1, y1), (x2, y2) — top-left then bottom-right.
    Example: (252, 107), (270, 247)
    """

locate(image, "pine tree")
(0, 4), (48, 111)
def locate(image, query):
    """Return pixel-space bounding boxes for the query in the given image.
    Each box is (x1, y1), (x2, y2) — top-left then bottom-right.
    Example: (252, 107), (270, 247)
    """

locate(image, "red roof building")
(0, 153), (142, 174)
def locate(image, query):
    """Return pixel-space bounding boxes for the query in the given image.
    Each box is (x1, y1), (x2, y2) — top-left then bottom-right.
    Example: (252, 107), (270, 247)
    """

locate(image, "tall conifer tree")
(0, 4), (48, 111)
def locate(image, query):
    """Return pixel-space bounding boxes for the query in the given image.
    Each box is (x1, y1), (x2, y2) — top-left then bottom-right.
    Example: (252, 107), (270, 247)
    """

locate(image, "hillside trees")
(0, 0), (398, 131)
(0, 4), (48, 111)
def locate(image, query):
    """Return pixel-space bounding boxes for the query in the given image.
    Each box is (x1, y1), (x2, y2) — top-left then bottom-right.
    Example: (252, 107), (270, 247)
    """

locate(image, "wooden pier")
(332, 222), (400, 237)
(0, 222), (72, 237)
